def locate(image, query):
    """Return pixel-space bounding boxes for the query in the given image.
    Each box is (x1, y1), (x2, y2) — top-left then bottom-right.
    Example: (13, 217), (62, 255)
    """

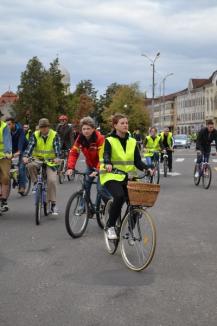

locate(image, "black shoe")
(169, 168), (172, 172)
(1, 200), (9, 212)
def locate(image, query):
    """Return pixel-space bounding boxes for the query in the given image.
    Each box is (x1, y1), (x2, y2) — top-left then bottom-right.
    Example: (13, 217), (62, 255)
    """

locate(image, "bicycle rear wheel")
(96, 196), (106, 229)
(58, 161), (65, 184)
(35, 184), (42, 225)
(23, 169), (31, 196)
(193, 164), (200, 186)
(65, 191), (89, 238)
(202, 165), (212, 189)
(120, 208), (156, 271)
(103, 199), (119, 254)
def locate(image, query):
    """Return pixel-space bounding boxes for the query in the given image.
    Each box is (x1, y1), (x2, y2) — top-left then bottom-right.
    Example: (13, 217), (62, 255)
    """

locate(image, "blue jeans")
(145, 152), (159, 168)
(18, 156), (27, 188)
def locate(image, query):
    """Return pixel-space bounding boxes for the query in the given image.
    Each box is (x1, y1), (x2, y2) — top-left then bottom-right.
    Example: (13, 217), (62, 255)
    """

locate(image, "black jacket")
(57, 123), (73, 150)
(196, 127), (217, 152)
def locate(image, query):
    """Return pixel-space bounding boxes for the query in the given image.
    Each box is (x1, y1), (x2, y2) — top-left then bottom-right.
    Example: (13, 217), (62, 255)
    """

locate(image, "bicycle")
(103, 169), (159, 272)
(194, 154), (212, 189)
(9, 157), (31, 196)
(144, 150), (160, 184)
(65, 170), (110, 238)
(162, 149), (168, 177)
(58, 150), (74, 184)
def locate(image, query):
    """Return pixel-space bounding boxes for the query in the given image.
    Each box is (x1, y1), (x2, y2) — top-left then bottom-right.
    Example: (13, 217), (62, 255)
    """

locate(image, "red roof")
(191, 79), (210, 89)
(0, 91), (18, 106)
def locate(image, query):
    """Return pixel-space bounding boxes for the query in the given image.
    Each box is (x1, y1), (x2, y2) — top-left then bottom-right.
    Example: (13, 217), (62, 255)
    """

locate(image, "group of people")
(0, 110), (216, 241)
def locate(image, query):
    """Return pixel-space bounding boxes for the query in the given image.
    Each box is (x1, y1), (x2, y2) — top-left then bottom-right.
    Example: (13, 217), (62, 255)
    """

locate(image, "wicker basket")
(127, 181), (160, 207)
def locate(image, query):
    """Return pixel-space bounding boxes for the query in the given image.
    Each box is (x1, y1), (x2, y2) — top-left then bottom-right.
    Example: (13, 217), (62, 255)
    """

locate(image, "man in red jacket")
(67, 116), (105, 200)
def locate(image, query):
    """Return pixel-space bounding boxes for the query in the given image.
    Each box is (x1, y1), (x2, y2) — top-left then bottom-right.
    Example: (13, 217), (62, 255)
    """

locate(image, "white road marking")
(212, 159), (217, 163)
(160, 169), (181, 176)
(175, 158), (185, 162)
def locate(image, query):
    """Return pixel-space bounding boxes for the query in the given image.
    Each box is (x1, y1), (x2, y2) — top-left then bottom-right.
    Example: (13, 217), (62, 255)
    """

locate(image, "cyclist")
(23, 118), (61, 215)
(6, 117), (28, 195)
(0, 111), (12, 212)
(144, 127), (163, 168)
(57, 115), (73, 154)
(23, 124), (32, 142)
(160, 127), (174, 172)
(100, 113), (153, 240)
(133, 129), (143, 151)
(66, 116), (109, 205)
(195, 120), (217, 178)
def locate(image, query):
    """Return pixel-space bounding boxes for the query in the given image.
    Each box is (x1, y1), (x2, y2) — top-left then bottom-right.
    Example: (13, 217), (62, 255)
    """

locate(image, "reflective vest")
(33, 129), (57, 166)
(26, 130), (32, 141)
(144, 135), (161, 157)
(160, 132), (173, 148)
(100, 136), (136, 185)
(0, 121), (7, 159)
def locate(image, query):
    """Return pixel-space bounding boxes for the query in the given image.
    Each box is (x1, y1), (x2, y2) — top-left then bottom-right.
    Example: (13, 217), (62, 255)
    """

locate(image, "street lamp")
(141, 52), (160, 125)
(161, 73), (174, 128)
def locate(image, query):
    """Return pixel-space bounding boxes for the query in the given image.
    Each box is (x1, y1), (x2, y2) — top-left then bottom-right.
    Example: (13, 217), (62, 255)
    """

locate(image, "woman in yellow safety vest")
(100, 113), (152, 240)
(144, 127), (163, 168)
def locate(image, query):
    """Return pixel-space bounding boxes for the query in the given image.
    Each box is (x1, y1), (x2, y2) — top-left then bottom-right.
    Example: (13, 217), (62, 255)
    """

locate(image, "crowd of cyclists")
(0, 108), (217, 239)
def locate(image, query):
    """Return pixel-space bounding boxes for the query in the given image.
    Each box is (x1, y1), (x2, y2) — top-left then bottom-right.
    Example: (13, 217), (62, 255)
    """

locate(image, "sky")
(1, 0), (217, 97)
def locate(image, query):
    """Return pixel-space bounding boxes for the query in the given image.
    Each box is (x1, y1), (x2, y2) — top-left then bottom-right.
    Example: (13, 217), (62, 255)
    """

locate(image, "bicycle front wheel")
(35, 184), (42, 225)
(193, 164), (200, 186)
(202, 165), (212, 189)
(65, 191), (89, 238)
(151, 164), (160, 184)
(103, 199), (119, 255)
(163, 158), (168, 177)
(120, 208), (156, 271)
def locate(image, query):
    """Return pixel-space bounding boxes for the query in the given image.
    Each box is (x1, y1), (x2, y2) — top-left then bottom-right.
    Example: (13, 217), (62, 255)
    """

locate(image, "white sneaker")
(194, 171), (199, 178)
(51, 204), (59, 216)
(106, 227), (117, 240)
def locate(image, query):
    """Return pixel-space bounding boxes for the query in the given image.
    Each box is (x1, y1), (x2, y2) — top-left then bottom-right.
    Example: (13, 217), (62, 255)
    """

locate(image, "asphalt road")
(1, 148), (217, 326)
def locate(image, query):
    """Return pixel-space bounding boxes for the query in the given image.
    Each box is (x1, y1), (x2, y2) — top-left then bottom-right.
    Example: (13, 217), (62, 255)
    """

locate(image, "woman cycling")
(100, 113), (152, 240)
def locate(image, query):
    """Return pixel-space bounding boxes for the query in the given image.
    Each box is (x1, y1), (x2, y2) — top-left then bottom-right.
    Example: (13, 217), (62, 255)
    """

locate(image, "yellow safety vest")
(33, 129), (57, 166)
(100, 136), (136, 185)
(0, 121), (7, 159)
(160, 132), (173, 148)
(144, 135), (161, 157)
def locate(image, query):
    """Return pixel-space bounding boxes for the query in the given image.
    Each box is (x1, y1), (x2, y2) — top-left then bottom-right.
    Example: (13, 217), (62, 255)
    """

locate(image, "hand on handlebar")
(89, 171), (98, 177)
(105, 164), (113, 172)
(66, 169), (74, 176)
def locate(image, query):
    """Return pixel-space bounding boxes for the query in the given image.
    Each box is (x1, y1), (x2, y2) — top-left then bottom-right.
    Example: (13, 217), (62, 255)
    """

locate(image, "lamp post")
(141, 52), (160, 125)
(162, 73), (174, 128)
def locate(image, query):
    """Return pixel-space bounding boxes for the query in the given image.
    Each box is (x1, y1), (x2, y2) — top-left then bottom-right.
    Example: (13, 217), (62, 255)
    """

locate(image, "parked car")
(173, 134), (191, 149)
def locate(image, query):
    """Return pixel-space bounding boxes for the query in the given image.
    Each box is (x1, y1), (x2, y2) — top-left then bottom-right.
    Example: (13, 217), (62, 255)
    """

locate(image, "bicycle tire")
(163, 158), (168, 177)
(58, 161), (65, 184)
(35, 184), (42, 225)
(65, 191), (89, 238)
(193, 164), (200, 186)
(151, 163), (160, 184)
(23, 170), (31, 196)
(96, 196), (105, 229)
(202, 164), (212, 189)
(120, 208), (156, 271)
(103, 199), (119, 255)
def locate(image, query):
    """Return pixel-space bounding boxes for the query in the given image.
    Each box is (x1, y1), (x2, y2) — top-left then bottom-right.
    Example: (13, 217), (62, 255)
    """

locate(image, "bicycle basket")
(127, 181), (160, 207)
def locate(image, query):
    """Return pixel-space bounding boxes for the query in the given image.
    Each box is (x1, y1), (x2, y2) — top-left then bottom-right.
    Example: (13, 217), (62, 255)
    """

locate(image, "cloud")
(0, 0), (217, 97)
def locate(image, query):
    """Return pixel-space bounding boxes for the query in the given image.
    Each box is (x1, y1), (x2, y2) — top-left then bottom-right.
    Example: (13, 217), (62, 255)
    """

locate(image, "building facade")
(0, 91), (18, 119)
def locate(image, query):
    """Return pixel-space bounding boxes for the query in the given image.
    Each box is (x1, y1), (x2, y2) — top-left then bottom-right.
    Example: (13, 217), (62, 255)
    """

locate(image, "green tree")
(102, 83), (150, 133)
(97, 83), (121, 125)
(14, 56), (68, 127)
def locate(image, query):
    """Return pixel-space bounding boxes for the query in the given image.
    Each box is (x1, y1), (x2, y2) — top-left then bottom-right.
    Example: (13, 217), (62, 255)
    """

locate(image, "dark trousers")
(104, 180), (128, 227)
(196, 152), (210, 164)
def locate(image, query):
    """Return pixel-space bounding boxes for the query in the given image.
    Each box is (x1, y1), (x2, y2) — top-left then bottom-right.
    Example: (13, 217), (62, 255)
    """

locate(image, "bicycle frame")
(34, 163), (47, 205)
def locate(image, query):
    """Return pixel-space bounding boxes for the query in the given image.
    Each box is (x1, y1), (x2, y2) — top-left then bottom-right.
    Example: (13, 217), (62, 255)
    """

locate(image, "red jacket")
(67, 130), (104, 170)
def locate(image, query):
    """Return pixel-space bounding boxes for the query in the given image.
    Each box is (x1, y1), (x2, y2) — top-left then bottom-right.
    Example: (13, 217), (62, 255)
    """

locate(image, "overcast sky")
(1, 0), (217, 97)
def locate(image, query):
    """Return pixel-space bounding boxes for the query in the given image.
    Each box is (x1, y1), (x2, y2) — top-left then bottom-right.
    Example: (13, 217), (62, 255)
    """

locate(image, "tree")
(97, 83), (121, 125)
(14, 56), (68, 127)
(101, 83), (150, 133)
